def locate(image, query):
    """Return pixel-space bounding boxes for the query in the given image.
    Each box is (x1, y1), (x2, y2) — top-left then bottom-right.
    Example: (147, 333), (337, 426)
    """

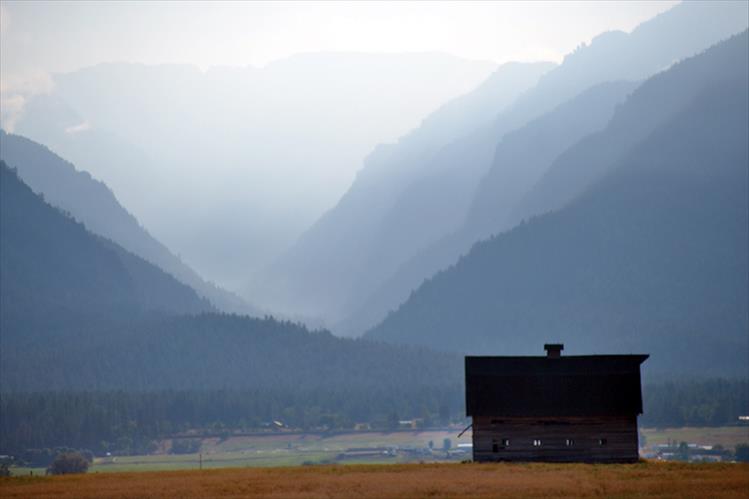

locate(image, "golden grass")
(1, 461), (748, 499)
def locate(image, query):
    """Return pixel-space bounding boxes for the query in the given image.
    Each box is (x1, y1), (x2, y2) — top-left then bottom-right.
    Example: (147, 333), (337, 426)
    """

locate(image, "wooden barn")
(465, 344), (648, 463)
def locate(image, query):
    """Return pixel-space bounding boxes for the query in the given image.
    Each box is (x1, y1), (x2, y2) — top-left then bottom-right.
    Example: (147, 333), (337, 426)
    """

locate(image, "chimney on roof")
(544, 343), (564, 358)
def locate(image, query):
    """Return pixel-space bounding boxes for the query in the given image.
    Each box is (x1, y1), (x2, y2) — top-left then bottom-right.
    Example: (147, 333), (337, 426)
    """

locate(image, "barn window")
(492, 439), (510, 452)
(532, 439), (542, 447)
(565, 439), (575, 447)
(598, 438), (607, 447)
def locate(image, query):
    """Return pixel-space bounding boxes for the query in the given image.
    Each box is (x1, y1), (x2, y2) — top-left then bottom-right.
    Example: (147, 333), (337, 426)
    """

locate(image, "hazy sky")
(0, 0), (682, 289)
(1, 1), (676, 88)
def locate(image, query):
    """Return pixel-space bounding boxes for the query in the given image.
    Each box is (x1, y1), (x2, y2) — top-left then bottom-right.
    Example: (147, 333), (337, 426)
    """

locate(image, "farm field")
(2, 461), (748, 498)
(89, 426), (749, 473)
(641, 426), (749, 448)
(9, 427), (746, 476)
(92, 430), (468, 473)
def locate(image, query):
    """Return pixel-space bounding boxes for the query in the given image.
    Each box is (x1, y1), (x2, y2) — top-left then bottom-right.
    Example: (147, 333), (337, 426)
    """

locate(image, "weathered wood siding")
(472, 415), (639, 463)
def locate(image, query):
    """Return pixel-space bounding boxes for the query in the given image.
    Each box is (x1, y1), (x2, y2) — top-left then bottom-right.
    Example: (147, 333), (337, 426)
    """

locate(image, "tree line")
(1, 379), (745, 461)
(641, 378), (748, 428)
(0, 387), (460, 459)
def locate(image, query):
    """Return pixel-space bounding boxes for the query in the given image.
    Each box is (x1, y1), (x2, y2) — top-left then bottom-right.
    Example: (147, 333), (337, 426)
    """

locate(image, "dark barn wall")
(472, 415), (639, 463)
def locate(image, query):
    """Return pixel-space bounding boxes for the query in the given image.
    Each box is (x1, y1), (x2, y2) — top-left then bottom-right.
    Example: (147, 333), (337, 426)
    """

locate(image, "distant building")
(398, 419), (424, 429)
(465, 344), (648, 463)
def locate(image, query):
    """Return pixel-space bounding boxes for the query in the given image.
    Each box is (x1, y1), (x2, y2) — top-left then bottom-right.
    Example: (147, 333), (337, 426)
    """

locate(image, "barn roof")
(465, 353), (648, 417)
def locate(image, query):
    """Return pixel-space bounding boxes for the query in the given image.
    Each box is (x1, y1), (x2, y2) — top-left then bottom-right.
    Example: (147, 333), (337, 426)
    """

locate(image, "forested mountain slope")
(0, 130), (256, 315)
(0, 165), (461, 416)
(260, 0), (749, 332)
(249, 62), (554, 322)
(365, 32), (749, 377)
(0, 313), (461, 393)
(359, 1), (749, 290)
(339, 80), (638, 336)
(0, 163), (212, 326)
(509, 29), (749, 227)
(14, 54), (497, 286)
(463, 80), (638, 239)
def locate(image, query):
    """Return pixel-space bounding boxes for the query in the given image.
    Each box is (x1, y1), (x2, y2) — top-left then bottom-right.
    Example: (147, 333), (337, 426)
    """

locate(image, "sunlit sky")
(0, 0), (683, 287)
(1, 0), (676, 90)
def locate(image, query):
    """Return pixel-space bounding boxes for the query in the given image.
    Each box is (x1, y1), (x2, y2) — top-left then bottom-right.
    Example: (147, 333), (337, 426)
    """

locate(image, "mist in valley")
(0, 0), (747, 476)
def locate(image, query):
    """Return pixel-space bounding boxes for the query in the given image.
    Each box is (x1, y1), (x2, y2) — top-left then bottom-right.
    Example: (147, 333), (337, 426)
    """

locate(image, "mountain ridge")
(337, 79), (639, 336)
(14, 52), (498, 286)
(364, 31), (749, 377)
(0, 130), (257, 315)
(256, 0), (749, 331)
(0, 162), (213, 324)
(249, 61), (556, 322)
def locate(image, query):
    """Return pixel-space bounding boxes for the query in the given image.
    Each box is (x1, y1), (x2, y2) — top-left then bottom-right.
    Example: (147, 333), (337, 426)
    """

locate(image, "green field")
(9, 426), (747, 476)
(641, 426), (749, 447)
(90, 430), (466, 473)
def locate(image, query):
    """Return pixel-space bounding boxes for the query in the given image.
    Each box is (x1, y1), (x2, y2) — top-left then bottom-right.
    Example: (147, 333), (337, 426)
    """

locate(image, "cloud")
(0, 70), (54, 132)
(65, 121), (91, 134)
(0, 93), (24, 132)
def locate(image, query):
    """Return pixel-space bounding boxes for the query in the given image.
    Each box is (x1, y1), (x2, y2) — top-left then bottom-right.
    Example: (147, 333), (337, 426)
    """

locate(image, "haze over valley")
(0, 0), (748, 482)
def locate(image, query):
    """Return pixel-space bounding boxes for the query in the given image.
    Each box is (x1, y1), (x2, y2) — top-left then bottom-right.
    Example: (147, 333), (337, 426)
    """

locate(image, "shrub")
(170, 439), (201, 455)
(735, 444), (749, 463)
(48, 452), (89, 475)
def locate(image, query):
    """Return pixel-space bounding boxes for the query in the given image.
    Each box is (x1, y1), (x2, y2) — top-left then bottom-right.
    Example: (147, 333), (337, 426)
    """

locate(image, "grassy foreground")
(2, 461), (748, 498)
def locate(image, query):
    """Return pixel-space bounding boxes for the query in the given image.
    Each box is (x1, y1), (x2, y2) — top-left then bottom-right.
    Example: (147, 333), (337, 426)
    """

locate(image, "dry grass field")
(2, 461), (748, 499)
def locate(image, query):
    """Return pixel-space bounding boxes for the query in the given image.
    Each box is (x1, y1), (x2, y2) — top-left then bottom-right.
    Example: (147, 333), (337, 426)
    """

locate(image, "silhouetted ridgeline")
(0, 160), (465, 459)
(0, 163), (212, 323)
(251, 61), (554, 323)
(342, 3), (749, 337)
(14, 54), (497, 287)
(0, 130), (257, 316)
(260, 0), (749, 334)
(1, 1), (747, 468)
(342, 79), (638, 336)
(365, 31), (749, 377)
(0, 163), (460, 405)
